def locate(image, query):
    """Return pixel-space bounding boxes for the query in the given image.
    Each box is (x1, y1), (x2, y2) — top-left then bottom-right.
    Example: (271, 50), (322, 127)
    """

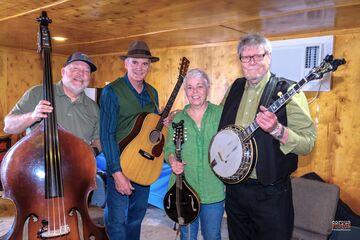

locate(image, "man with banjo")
(216, 33), (316, 240)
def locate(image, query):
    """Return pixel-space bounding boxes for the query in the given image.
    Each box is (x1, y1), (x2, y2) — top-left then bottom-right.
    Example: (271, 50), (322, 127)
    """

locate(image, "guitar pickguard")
(152, 134), (165, 157)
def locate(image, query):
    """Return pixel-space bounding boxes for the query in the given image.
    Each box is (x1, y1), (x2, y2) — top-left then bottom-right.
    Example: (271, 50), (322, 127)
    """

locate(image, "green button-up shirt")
(222, 71), (316, 178)
(11, 81), (99, 144)
(164, 102), (225, 204)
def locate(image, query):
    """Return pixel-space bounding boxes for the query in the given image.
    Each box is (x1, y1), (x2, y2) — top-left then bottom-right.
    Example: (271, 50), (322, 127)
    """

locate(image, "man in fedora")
(4, 52), (101, 153)
(100, 40), (163, 239)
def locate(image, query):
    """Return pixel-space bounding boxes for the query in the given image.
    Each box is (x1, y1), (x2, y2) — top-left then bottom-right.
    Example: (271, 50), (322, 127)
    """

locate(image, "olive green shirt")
(164, 102), (225, 204)
(222, 71), (316, 178)
(11, 81), (99, 144)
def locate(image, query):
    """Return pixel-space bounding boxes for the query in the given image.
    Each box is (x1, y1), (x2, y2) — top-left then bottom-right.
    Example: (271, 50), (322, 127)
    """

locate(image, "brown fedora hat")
(120, 40), (159, 62)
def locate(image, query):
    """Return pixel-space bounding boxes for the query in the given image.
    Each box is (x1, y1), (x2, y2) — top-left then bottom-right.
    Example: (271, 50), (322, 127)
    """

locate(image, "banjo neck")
(240, 76), (311, 142)
(239, 55), (346, 143)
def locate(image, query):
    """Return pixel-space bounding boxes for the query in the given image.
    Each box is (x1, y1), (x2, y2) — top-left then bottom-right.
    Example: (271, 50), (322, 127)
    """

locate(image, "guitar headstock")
(37, 11), (52, 53)
(179, 57), (190, 78)
(172, 120), (186, 148)
(307, 54), (346, 81)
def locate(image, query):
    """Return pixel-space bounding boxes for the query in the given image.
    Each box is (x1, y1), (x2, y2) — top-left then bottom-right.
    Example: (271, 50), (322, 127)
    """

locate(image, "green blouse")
(164, 102), (225, 204)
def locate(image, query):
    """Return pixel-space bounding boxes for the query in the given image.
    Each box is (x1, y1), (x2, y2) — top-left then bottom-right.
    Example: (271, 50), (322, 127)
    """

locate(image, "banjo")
(209, 55), (346, 184)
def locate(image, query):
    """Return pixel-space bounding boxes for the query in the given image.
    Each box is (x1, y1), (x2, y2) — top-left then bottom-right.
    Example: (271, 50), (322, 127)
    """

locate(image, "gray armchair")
(291, 177), (340, 240)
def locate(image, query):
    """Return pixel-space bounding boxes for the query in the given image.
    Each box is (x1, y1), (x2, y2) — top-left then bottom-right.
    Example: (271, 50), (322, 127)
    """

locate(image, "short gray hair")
(237, 33), (272, 57)
(183, 68), (210, 87)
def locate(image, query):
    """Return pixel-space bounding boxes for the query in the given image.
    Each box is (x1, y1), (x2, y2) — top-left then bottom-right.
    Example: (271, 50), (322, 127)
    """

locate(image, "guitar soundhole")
(149, 130), (161, 144)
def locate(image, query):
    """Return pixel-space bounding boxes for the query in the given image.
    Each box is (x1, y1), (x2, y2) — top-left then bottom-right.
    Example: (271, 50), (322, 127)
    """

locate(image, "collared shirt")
(222, 71), (316, 179)
(163, 102), (225, 204)
(11, 81), (99, 144)
(100, 73), (159, 174)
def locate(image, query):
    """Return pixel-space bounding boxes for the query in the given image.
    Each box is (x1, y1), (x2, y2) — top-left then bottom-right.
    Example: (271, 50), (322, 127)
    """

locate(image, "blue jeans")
(180, 201), (224, 240)
(104, 174), (150, 240)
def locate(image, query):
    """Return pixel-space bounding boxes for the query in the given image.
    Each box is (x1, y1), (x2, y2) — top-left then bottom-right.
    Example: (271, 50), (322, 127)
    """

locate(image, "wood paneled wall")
(1, 32), (359, 214)
(91, 34), (360, 215)
(0, 47), (66, 134)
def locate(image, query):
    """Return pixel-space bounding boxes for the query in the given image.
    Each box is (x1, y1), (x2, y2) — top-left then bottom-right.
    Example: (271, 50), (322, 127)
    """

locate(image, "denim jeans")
(180, 200), (224, 240)
(104, 174), (150, 240)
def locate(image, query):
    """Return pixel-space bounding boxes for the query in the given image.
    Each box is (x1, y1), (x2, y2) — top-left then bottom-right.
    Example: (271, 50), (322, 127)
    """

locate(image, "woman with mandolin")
(164, 68), (225, 240)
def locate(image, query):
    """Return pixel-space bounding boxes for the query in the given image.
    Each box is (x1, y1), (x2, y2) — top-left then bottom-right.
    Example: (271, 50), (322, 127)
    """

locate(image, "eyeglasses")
(239, 53), (267, 63)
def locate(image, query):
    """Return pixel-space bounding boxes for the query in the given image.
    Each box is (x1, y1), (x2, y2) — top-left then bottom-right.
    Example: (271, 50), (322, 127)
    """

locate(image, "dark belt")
(242, 176), (290, 186)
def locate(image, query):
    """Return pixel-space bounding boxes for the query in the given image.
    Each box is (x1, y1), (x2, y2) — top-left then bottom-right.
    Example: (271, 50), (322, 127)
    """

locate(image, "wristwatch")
(270, 123), (285, 140)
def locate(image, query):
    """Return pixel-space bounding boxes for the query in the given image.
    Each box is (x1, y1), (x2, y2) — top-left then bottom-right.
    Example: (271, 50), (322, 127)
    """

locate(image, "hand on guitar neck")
(168, 153), (185, 175)
(161, 109), (181, 127)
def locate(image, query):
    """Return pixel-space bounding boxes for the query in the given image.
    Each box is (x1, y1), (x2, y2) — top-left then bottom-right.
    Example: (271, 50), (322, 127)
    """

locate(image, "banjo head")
(209, 127), (245, 178)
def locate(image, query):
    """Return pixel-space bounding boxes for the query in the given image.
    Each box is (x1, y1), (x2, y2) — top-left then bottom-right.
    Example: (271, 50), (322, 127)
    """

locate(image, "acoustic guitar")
(120, 57), (190, 186)
(163, 120), (200, 225)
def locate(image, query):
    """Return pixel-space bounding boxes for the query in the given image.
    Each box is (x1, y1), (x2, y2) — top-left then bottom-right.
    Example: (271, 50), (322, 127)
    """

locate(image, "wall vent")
(305, 46), (320, 69)
(270, 35), (334, 91)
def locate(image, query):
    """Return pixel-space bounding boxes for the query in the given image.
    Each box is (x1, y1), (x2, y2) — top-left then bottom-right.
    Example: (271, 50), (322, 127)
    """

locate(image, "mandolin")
(163, 120), (200, 225)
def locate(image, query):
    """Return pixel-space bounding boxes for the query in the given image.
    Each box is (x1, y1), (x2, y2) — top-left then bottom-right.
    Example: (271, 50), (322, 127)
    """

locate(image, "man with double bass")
(219, 33), (317, 240)
(4, 52), (100, 154)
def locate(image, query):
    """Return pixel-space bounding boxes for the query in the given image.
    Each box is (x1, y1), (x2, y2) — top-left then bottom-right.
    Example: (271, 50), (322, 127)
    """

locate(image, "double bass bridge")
(38, 224), (70, 238)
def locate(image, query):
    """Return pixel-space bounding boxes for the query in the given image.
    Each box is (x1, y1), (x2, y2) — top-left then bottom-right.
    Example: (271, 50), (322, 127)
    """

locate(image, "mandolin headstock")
(172, 120), (186, 161)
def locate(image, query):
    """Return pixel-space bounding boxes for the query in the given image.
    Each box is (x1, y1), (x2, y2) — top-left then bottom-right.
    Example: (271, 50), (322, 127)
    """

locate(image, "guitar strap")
(145, 83), (160, 113)
(258, 73), (279, 109)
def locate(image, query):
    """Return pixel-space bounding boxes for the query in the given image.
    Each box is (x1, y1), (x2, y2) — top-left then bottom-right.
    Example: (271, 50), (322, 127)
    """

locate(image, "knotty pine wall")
(1, 31), (359, 214)
(0, 47), (66, 135)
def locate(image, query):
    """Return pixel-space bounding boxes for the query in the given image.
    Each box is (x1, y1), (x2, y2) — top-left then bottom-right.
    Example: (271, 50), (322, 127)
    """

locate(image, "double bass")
(0, 12), (108, 239)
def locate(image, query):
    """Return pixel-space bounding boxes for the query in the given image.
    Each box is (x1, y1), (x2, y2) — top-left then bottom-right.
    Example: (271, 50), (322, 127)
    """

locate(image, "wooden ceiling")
(1, 0), (360, 56)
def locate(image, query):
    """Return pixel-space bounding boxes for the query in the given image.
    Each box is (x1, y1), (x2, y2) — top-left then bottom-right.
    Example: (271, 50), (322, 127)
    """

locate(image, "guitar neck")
(156, 75), (185, 131)
(241, 76), (311, 142)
